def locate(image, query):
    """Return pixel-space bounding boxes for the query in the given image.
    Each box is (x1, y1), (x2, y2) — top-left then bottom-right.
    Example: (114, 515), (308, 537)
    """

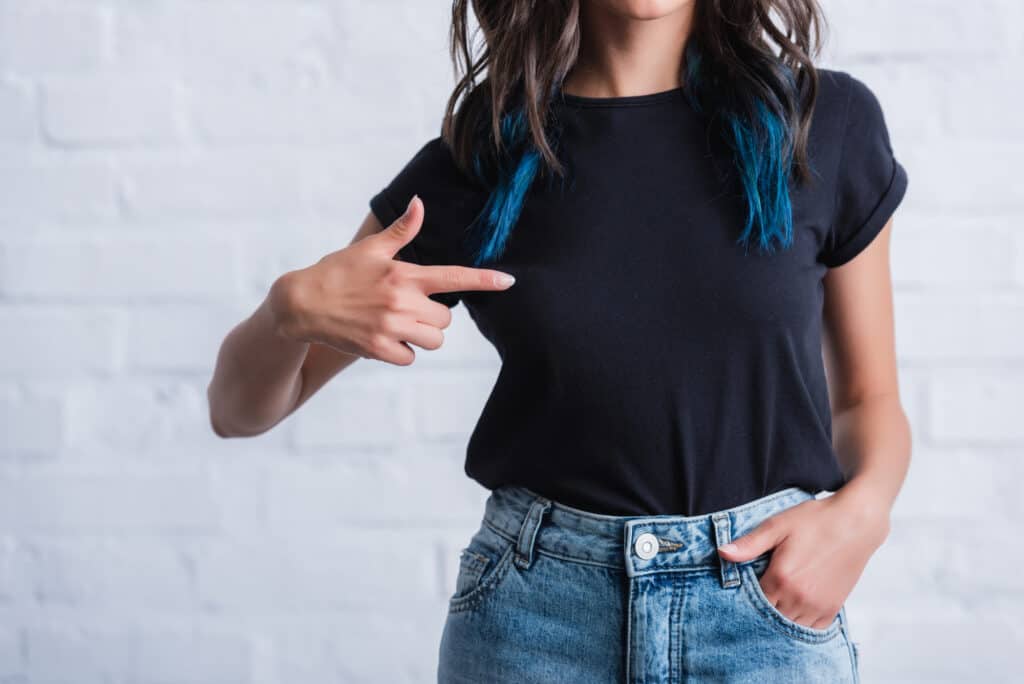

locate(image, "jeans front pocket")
(452, 549), (491, 599)
(740, 555), (843, 644)
(448, 522), (517, 613)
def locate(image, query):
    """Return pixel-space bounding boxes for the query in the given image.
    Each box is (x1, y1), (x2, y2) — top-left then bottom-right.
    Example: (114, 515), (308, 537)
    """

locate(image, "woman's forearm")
(206, 285), (311, 438)
(829, 392), (913, 520)
(206, 203), (514, 439)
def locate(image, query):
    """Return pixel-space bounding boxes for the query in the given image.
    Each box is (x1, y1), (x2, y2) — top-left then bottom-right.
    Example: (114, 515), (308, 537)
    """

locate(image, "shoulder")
(812, 68), (889, 133)
(398, 135), (489, 203)
(429, 135), (491, 183)
(413, 135), (457, 166)
(369, 134), (490, 268)
(399, 136), (476, 184)
(372, 135), (486, 215)
(815, 68), (875, 104)
(805, 68), (895, 169)
(807, 68), (908, 266)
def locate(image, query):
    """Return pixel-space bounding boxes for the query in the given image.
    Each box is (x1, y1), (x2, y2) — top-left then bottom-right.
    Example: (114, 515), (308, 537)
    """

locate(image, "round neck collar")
(556, 85), (687, 108)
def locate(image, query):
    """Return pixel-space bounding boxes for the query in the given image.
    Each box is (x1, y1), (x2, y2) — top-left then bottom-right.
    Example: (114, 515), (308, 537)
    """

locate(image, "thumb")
(716, 517), (786, 563)
(378, 195), (424, 256)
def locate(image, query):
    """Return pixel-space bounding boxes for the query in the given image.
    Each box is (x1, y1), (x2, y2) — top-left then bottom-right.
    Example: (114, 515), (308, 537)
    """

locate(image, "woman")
(207, 0), (911, 681)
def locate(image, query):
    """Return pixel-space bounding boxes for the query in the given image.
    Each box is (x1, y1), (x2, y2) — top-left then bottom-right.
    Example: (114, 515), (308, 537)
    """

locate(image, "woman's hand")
(716, 489), (891, 630)
(266, 195), (516, 366)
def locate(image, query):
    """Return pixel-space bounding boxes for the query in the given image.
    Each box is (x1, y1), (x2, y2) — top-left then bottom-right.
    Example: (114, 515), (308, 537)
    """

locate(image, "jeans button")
(634, 532), (659, 560)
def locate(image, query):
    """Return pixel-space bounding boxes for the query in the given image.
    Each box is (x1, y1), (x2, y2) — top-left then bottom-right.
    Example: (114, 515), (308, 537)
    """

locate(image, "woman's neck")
(562, 2), (695, 99)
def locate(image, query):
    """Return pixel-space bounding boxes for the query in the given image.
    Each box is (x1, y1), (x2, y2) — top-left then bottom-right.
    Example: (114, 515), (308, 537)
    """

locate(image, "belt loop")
(711, 511), (741, 589)
(514, 495), (551, 570)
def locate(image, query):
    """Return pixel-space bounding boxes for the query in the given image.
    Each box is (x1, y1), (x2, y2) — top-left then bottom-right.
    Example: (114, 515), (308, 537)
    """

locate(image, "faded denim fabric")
(438, 486), (860, 683)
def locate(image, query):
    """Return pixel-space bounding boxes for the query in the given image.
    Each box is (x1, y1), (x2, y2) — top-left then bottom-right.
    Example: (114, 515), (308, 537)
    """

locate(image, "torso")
(370, 68), (907, 516)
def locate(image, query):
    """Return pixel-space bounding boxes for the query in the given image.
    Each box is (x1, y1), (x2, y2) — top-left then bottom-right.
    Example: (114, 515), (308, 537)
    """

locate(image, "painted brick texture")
(0, 1), (1019, 682)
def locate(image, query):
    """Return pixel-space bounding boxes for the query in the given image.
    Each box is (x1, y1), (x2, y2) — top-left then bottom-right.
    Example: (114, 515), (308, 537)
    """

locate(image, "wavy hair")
(443, 0), (825, 265)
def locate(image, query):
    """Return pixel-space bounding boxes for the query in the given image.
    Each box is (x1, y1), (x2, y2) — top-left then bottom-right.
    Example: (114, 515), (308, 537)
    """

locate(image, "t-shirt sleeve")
(818, 73), (909, 268)
(368, 136), (486, 309)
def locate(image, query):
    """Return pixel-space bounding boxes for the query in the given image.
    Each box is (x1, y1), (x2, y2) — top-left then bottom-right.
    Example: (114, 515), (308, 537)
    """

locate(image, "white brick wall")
(0, 1), (1018, 682)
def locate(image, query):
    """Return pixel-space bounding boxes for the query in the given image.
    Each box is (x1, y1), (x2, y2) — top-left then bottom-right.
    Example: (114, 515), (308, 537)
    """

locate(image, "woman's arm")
(717, 216), (911, 630)
(205, 211), (378, 438)
(206, 198), (516, 438)
(815, 71), (912, 511)
(821, 217), (912, 516)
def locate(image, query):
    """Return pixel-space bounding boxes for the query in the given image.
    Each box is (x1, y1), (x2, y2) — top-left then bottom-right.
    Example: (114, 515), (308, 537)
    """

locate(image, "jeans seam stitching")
(739, 564), (842, 644)
(447, 543), (516, 614)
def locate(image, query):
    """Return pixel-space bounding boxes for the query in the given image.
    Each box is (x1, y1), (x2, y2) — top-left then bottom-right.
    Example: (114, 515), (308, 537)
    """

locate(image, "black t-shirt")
(369, 68), (908, 516)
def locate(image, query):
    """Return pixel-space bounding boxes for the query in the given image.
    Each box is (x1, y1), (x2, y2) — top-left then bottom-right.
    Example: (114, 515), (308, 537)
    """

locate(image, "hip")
(437, 485), (861, 684)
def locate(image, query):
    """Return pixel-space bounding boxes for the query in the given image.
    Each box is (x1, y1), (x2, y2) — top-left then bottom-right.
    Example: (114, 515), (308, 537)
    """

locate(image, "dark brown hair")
(443, 0), (827, 264)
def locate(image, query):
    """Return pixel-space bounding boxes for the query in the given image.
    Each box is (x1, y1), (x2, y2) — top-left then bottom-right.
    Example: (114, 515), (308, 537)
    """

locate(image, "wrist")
(830, 476), (893, 543)
(265, 270), (310, 342)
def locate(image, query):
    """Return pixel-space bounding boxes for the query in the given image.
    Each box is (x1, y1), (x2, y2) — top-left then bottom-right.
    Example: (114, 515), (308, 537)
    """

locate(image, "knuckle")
(380, 312), (405, 334)
(771, 569), (793, 591)
(427, 329), (445, 350)
(383, 259), (405, 280)
(372, 310), (392, 332)
(367, 332), (390, 356)
(442, 267), (462, 288)
(785, 581), (808, 603)
(479, 269), (498, 288)
(386, 263), (413, 291)
(380, 340), (415, 366)
(381, 288), (404, 312)
(390, 214), (409, 233)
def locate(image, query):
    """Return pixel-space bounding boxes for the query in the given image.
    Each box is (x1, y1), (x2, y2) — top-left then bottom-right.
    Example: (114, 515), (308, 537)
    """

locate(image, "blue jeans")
(438, 485), (861, 683)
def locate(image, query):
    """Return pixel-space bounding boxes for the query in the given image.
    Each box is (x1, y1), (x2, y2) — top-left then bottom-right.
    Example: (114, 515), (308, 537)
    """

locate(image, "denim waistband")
(482, 485), (818, 583)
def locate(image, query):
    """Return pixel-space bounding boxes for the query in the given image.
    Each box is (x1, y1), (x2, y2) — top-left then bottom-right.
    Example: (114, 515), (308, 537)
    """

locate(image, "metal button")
(634, 532), (659, 560)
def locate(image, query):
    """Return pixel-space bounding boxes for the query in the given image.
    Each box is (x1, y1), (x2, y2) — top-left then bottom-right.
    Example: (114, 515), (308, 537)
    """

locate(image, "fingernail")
(495, 273), (516, 287)
(405, 194), (418, 213)
(718, 543), (738, 553)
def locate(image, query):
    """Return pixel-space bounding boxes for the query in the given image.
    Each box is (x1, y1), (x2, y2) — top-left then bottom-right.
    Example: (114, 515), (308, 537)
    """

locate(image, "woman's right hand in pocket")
(266, 195), (516, 366)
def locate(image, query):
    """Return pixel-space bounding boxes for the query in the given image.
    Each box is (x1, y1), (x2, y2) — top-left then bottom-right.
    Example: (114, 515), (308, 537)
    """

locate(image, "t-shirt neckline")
(556, 85), (687, 108)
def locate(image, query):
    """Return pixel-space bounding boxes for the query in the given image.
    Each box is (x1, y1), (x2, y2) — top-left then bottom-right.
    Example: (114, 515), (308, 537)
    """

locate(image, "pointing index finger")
(414, 264), (516, 294)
